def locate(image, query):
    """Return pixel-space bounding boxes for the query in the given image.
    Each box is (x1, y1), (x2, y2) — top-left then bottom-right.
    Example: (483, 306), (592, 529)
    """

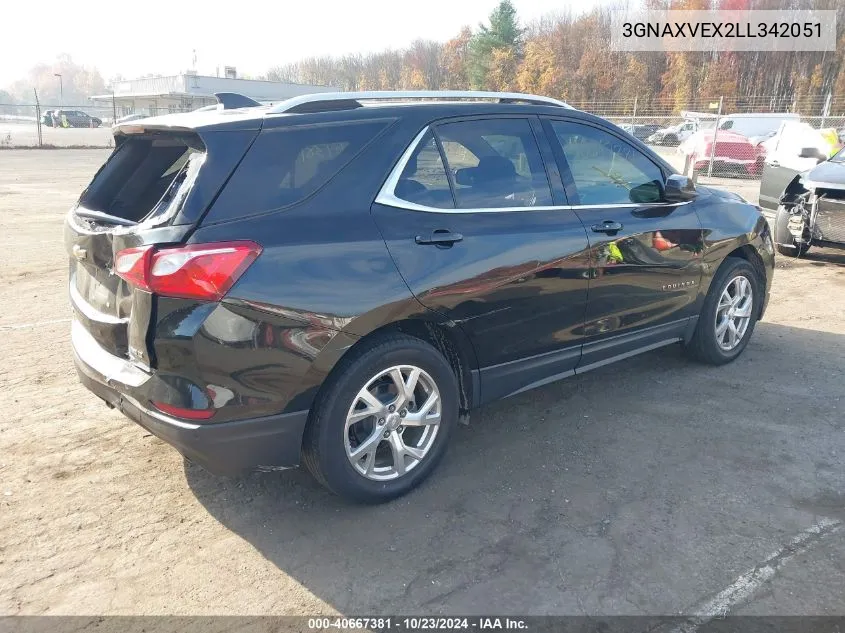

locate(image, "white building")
(91, 72), (335, 117)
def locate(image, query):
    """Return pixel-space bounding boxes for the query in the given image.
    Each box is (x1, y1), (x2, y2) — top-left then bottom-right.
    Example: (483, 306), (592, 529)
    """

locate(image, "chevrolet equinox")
(66, 91), (775, 503)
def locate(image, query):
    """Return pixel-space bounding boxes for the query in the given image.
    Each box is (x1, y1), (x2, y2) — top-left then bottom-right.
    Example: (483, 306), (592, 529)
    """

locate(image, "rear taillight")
(114, 241), (261, 301)
(151, 401), (214, 420)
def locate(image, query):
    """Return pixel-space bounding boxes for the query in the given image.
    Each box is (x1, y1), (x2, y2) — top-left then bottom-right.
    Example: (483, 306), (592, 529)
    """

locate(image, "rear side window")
(213, 119), (392, 217)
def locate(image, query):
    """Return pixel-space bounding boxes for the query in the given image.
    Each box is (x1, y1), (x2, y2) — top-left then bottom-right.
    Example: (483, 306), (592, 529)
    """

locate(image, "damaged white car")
(767, 150), (845, 256)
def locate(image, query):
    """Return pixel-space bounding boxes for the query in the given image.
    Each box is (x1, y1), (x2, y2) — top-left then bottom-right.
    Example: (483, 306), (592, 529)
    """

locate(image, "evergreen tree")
(467, 0), (523, 90)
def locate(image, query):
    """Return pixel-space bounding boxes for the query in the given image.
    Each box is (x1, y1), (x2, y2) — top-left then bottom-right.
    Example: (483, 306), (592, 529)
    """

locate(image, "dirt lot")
(1, 149), (844, 618)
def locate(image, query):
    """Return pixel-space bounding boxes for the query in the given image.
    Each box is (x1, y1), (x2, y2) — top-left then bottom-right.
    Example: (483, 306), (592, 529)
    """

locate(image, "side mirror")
(798, 147), (826, 162)
(664, 174), (698, 203)
(629, 181), (663, 203)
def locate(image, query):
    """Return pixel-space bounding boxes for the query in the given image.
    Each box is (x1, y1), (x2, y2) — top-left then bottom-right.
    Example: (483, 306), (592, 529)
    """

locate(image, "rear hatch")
(66, 121), (258, 370)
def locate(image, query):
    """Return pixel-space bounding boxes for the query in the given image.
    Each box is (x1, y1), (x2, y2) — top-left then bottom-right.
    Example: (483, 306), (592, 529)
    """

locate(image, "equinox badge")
(662, 280), (696, 291)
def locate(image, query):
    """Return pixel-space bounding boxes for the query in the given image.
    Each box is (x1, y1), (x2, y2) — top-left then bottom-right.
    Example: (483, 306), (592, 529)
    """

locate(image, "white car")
(647, 121), (699, 146)
(113, 113), (148, 126)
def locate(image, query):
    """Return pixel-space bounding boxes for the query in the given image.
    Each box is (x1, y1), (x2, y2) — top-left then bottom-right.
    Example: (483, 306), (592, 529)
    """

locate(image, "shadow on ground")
(791, 247), (845, 268)
(185, 322), (845, 615)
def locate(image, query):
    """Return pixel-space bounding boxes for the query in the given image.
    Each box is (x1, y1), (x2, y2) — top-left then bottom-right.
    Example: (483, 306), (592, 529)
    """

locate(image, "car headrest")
(474, 156), (517, 184)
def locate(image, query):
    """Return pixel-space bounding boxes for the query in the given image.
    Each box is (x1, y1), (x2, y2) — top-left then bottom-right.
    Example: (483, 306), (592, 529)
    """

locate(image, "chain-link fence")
(1, 103), (116, 148)
(569, 95), (845, 184)
(3, 94), (844, 187)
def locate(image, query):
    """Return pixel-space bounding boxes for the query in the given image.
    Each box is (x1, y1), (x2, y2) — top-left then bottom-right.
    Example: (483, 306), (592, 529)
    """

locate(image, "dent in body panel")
(190, 198), (418, 337)
(150, 298), (346, 421)
(693, 193), (775, 300)
(188, 201), (436, 414)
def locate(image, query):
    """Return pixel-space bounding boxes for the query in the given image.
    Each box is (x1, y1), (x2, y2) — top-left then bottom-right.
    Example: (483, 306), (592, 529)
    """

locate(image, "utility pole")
(820, 91), (832, 128)
(53, 73), (63, 107)
(34, 88), (42, 148)
(630, 96), (638, 131)
(707, 96), (723, 178)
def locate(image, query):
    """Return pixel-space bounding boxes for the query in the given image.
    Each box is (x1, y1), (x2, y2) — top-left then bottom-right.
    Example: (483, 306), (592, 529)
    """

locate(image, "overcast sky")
(1, 0), (609, 86)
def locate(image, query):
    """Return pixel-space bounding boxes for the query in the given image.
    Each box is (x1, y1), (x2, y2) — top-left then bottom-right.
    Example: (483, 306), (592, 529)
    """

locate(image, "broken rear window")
(78, 135), (204, 225)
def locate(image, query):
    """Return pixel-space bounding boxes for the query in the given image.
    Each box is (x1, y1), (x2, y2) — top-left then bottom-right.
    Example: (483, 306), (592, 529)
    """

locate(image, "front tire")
(685, 257), (761, 365)
(302, 334), (459, 503)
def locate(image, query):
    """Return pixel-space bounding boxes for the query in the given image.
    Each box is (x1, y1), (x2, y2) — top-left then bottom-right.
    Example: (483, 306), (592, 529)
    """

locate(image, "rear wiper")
(74, 208), (138, 227)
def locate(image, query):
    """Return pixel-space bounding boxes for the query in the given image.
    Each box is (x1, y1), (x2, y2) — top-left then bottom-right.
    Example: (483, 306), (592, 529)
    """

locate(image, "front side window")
(550, 120), (665, 205)
(435, 118), (553, 209)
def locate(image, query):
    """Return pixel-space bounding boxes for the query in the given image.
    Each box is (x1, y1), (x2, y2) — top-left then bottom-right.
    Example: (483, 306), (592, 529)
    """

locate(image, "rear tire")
(684, 257), (761, 366)
(664, 134), (679, 146)
(774, 205), (810, 257)
(302, 334), (459, 503)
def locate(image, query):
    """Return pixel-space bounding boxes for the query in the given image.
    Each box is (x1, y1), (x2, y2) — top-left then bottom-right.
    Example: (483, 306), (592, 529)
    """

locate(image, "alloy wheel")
(714, 274), (754, 351)
(343, 365), (441, 481)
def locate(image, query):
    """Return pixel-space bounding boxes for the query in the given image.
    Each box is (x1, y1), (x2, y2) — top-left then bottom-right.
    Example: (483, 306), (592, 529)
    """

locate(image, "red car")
(682, 131), (765, 177)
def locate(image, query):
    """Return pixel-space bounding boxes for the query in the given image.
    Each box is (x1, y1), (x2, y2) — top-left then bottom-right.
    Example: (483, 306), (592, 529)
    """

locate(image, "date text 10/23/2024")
(307, 617), (529, 631)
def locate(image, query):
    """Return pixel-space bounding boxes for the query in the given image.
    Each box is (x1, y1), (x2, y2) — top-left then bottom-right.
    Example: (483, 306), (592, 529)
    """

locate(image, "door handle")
(591, 221), (623, 235)
(415, 230), (464, 246)
(768, 160), (780, 168)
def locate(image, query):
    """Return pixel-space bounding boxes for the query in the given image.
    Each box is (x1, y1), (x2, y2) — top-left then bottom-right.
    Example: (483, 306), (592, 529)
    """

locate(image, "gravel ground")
(1, 149), (843, 617)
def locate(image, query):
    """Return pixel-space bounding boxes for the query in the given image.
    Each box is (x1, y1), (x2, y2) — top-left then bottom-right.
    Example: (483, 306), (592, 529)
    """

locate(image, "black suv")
(45, 109), (103, 128)
(66, 91), (774, 503)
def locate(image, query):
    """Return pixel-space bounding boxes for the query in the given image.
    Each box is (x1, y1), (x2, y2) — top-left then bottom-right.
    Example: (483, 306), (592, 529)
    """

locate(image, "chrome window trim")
(374, 126), (694, 214)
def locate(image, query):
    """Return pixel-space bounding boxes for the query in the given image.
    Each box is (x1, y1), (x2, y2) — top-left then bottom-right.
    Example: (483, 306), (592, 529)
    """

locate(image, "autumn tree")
(8, 54), (106, 105)
(256, 0), (845, 115)
(698, 54), (740, 110)
(401, 40), (444, 89)
(619, 56), (651, 104)
(440, 27), (472, 89)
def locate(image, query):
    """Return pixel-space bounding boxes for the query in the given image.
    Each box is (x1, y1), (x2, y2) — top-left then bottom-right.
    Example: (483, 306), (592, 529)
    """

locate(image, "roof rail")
(267, 91), (571, 115)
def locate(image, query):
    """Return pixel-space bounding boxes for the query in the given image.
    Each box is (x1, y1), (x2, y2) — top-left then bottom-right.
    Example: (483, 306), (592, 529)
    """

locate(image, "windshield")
(830, 146), (845, 162)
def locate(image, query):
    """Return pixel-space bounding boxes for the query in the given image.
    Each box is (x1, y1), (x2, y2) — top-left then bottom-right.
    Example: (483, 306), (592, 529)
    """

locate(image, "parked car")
(679, 130), (765, 177)
(759, 121), (842, 215)
(617, 123), (661, 142)
(647, 120), (699, 146)
(51, 109), (103, 128)
(714, 113), (800, 145)
(66, 91), (774, 503)
(759, 123), (845, 255)
(649, 113), (798, 147)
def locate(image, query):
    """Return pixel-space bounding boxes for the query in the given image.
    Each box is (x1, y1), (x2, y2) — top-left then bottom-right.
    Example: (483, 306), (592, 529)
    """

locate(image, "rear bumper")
(72, 321), (309, 476)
